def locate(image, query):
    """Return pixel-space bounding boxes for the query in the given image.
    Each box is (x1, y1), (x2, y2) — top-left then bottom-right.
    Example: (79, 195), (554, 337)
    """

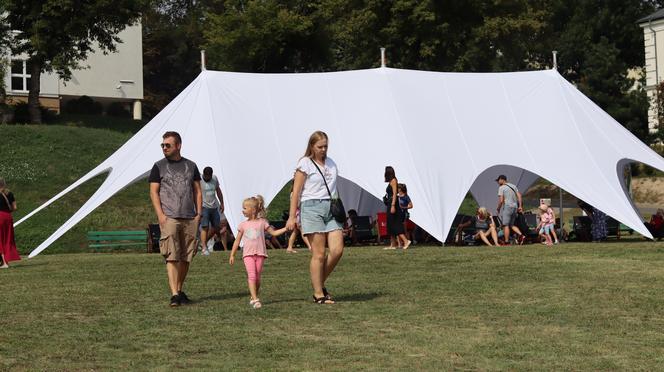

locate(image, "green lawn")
(3, 243), (664, 370)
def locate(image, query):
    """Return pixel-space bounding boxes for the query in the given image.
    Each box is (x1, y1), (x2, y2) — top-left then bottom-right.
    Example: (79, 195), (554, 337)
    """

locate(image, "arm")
(229, 230), (244, 265)
(10, 201), (16, 212)
(517, 191), (523, 212)
(149, 183), (167, 226)
(193, 181), (203, 222)
(497, 194), (504, 213)
(215, 185), (224, 214)
(390, 179), (398, 214)
(287, 170), (306, 230)
(407, 200), (413, 209)
(267, 225), (289, 237)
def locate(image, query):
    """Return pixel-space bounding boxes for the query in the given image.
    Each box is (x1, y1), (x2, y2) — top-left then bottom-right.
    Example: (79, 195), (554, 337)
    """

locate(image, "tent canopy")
(16, 67), (664, 257)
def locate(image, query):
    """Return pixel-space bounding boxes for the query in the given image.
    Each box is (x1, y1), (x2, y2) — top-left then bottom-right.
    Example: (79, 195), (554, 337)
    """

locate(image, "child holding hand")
(229, 195), (288, 309)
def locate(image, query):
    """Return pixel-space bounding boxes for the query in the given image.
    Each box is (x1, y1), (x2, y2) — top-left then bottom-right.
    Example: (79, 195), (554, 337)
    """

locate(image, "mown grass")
(2, 243), (664, 370)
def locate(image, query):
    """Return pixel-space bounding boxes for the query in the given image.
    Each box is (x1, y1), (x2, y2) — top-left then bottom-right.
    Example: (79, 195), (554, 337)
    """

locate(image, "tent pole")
(552, 50), (563, 232)
(201, 50), (207, 71)
(380, 48), (386, 67)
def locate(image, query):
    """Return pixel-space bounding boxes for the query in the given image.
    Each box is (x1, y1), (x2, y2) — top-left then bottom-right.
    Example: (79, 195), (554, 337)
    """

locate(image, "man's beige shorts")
(160, 217), (198, 262)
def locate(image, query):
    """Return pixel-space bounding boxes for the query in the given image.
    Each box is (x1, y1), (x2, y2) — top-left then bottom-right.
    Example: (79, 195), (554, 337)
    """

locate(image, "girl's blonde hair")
(303, 131), (328, 158)
(0, 178), (8, 195)
(243, 195), (266, 219)
(477, 207), (489, 219)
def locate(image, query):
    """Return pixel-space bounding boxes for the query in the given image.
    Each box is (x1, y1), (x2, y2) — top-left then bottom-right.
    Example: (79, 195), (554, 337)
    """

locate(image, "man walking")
(496, 174), (526, 245)
(200, 166), (225, 255)
(149, 131), (202, 307)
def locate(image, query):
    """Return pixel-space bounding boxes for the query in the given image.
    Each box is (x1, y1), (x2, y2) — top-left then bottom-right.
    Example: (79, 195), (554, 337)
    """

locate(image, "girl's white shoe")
(249, 298), (262, 309)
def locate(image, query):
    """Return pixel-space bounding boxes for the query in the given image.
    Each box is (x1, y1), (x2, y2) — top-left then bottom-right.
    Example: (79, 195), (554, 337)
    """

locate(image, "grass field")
(3, 242), (664, 370)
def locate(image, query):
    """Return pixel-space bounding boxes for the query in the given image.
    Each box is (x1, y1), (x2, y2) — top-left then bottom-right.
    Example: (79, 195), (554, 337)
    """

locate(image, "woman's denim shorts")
(300, 199), (343, 235)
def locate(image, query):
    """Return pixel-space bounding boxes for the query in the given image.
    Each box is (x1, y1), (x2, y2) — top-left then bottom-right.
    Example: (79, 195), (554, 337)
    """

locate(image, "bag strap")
(310, 158), (332, 198)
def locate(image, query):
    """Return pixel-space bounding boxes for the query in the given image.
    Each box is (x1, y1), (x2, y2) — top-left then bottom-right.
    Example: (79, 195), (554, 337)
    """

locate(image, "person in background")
(457, 207), (500, 246)
(199, 166), (225, 255)
(0, 178), (21, 268)
(496, 175), (526, 245)
(344, 209), (359, 246)
(397, 183), (413, 244)
(383, 166), (411, 250)
(645, 209), (664, 240)
(536, 204), (555, 246)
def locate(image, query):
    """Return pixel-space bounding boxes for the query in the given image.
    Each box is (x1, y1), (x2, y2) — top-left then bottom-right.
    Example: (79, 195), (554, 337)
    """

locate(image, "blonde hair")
(477, 207), (489, 219)
(0, 178), (8, 195)
(243, 195), (266, 219)
(303, 131), (328, 158)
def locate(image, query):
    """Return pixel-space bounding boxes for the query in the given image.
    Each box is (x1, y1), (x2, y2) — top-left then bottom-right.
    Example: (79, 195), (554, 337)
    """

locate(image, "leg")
(220, 226), (228, 251)
(478, 230), (492, 246)
(503, 225), (510, 244)
(166, 261), (179, 295)
(287, 229), (297, 249)
(177, 261), (189, 292)
(301, 230), (312, 250)
(398, 233), (411, 249)
(200, 227), (209, 252)
(550, 227), (559, 243)
(254, 255), (265, 297)
(511, 225), (523, 236)
(323, 230), (344, 283)
(489, 226), (499, 245)
(309, 233), (328, 299)
(243, 256), (259, 300)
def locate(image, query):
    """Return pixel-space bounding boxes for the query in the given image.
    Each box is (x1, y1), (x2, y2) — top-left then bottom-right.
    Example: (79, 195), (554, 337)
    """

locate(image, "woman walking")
(0, 178), (20, 268)
(286, 131), (344, 304)
(383, 167), (411, 250)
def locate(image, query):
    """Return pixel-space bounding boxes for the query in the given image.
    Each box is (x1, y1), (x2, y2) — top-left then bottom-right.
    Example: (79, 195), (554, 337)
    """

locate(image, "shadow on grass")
(9, 262), (49, 269)
(196, 291), (248, 303)
(333, 292), (382, 302)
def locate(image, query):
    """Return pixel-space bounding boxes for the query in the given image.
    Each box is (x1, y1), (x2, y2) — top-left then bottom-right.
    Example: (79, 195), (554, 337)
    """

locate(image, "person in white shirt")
(286, 131), (344, 304)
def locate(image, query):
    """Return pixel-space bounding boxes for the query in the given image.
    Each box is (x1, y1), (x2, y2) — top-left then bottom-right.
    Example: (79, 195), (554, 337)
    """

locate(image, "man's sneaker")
(207, 238), (215, 253)
(169, 295), (180, 307)
(178, 291), (191, 304)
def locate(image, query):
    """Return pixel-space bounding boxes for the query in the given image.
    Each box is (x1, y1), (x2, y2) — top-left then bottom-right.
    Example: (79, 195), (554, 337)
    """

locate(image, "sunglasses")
(160, 143), (172, 149)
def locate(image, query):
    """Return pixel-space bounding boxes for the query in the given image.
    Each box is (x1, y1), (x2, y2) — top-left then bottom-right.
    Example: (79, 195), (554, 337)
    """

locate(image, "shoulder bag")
(310, 159), (346, 223)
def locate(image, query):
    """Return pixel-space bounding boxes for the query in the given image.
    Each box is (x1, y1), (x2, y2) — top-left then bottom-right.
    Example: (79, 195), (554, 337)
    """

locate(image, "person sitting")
(645, 209), (664, 240)
(457, 207), (500, 246)
(344, 209), (359, 245)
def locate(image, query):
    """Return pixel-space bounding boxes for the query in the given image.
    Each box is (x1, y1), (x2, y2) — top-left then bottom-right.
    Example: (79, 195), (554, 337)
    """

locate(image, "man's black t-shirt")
(149, 157), (201, 218)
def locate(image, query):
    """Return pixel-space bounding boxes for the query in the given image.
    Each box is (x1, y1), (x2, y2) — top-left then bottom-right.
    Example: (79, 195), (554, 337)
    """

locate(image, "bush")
(11, 102), (56, 123)
(106, 102), (131, 118)
(62, 95), (103, 115)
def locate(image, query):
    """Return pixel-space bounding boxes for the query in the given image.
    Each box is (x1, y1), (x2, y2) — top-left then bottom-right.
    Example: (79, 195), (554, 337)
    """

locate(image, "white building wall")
(59, 23), (143, 100)
(641, 20), (664, 132)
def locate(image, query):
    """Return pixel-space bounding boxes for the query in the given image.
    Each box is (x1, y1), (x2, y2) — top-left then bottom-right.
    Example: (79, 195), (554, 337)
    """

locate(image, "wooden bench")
(87, 230), (149, 249)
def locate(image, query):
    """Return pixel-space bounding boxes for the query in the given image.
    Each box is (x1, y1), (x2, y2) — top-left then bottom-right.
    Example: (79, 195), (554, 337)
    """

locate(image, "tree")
(6, 0), (145, 123)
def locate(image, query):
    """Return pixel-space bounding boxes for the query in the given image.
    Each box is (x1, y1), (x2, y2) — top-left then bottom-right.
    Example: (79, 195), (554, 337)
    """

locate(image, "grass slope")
(2, 243), (664, 370)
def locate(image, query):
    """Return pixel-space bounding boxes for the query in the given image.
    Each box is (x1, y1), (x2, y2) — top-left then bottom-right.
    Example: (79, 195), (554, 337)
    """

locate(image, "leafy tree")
(6, 0), (145, 123)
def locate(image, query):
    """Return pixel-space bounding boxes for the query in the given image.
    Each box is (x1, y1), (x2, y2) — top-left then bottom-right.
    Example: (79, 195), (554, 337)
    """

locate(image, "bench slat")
(89, 242), (148, 248)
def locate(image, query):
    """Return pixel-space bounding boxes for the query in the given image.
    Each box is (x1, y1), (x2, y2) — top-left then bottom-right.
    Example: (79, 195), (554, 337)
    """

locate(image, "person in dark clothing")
(383, 166), (410, 250)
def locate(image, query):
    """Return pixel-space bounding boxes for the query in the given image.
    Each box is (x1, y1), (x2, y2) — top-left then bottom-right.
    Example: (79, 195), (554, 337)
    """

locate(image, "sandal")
(313, 295), (335, 304)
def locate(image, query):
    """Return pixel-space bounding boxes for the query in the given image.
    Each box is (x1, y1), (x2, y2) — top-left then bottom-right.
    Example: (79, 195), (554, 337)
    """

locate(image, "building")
(4, 23), (143, 120)
(638, 9), (664, 133)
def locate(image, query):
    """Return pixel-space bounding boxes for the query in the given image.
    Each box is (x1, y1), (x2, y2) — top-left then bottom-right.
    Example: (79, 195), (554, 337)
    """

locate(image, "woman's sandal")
(313, 295), (335, 304)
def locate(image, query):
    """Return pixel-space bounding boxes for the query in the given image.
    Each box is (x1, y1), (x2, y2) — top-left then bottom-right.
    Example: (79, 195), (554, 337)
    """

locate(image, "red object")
(0, 211), (21, 262)
(651, 214), (664, 230)
(376, 212), (388, 240)
(405, 219), (416, 231)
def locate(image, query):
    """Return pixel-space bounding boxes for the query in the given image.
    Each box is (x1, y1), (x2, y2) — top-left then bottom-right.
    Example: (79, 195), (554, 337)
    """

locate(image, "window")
(9, 59), (32, 92)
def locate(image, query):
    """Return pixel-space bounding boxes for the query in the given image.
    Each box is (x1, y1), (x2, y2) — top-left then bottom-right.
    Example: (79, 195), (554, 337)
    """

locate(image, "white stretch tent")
(16, 67), (664, 257)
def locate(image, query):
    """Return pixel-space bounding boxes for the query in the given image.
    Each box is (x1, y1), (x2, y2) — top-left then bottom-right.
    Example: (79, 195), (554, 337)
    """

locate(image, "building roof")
(637, 8), (664, 24)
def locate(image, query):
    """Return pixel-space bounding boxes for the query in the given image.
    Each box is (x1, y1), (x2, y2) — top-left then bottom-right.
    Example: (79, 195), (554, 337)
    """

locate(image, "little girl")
(229, 195), (287, 309)
(536, 203), (556, 246)
(397, 183), (413, 247)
